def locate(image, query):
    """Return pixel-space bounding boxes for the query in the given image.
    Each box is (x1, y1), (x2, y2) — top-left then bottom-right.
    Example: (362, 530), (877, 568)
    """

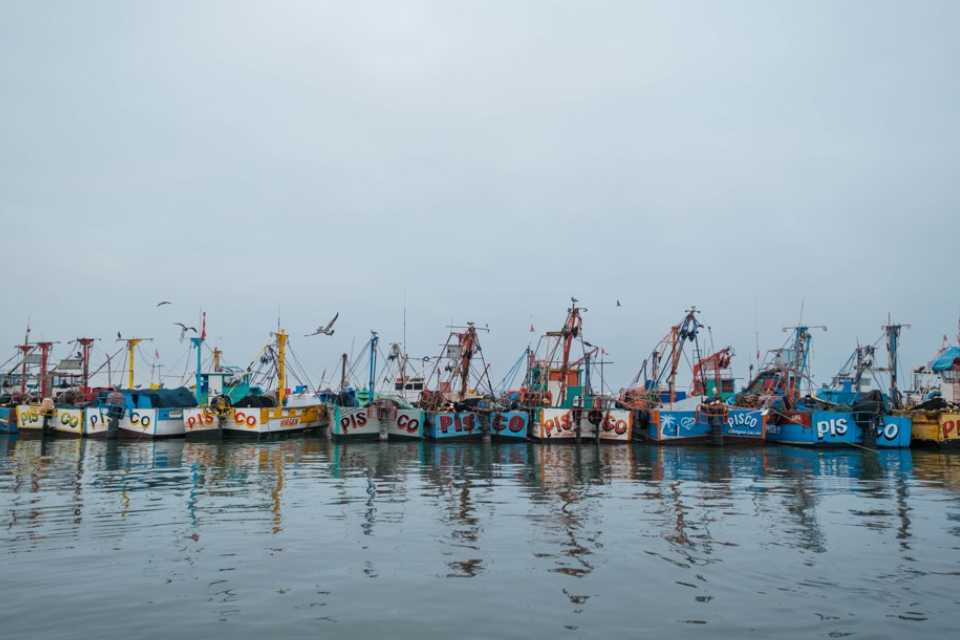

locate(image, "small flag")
(529, 324), (535, 333)
(155, 349), (160, 360)
(201, 312), (207, 340)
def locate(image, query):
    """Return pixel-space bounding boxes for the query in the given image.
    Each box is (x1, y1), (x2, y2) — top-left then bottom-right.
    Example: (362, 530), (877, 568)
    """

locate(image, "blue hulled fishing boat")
(737, 319), (911, 448)
(621, 307), (765, 445)
(420, 322), (523, 440)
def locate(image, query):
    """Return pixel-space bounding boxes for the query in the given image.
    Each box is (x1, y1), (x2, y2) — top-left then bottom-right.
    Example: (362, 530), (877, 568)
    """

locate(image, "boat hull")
(645, 409), (709, 444)
(910, 411), (960, 447)
(766, 411), (851, 446)
(386, 409), (425, 440)
(766, 410), (911, 448)
(530, 407), (633, 442)
(871, 414), (912, 448)
(118, 408), (187, 438)
(490, 411), (529, 440)
(424, 411), (482, 440)
(224, 405), (324, 437)
(0, 407), (15, 434)
(17, 405), (124, 437)
(644, 408), (766, 444)
(328, 405), (383, 439)
(84, 407), (117, 437)
(183, 408), (224, 439)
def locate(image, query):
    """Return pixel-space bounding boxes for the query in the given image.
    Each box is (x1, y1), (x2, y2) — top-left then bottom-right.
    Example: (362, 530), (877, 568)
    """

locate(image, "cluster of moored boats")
(2, 300), (959, 449)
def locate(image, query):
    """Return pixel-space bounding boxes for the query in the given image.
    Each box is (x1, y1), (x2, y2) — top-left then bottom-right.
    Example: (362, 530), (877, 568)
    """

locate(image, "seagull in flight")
(156, 300), (172, 307)
(306, 312), (339, 337)
(174, 322), (198, 342)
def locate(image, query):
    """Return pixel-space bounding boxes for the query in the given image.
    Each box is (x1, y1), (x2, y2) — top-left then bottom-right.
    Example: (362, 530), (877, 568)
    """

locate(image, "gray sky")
(2, 1), (958, 391)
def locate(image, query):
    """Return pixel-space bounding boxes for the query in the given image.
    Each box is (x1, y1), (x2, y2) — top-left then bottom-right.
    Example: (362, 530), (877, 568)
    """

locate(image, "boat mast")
(782, 323), (826, 405)
(16, 342), (34, 396)
(191, 335), (203, 400)
(882, 315), (910, 409)
(458, 324), (477, 400)
(276, 330), (288, 406)
(368, 331), (379, 403)
(120, 338), (152, 389)
(77, 337), (95, 398)
(667, 325), (681, 403)
(36, 341), (54, 399)
(558, 299), (582, 407)
(340, 353), (348, 393)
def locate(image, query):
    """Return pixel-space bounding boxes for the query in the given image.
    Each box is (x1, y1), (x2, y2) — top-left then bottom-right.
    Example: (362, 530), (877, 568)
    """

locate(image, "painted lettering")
(602, 415), (627, 435)
(397, 414), (419, 434)
(816, 417), (848, 439)
(943, 420), (957, 439)
(439, 414), (454, 433)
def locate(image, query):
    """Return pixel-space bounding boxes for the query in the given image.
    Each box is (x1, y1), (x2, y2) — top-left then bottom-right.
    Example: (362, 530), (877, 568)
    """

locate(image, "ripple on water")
(1, 437), (959, 638)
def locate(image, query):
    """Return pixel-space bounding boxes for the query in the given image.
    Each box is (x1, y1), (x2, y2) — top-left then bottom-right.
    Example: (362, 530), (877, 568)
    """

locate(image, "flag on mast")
(201, 312), (207, 340)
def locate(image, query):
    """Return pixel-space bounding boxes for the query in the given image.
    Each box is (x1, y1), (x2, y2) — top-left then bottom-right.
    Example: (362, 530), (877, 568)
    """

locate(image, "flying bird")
(174, 322), (198, 343)
(306, 312), (339, 337)
(156, 301), (172, 307)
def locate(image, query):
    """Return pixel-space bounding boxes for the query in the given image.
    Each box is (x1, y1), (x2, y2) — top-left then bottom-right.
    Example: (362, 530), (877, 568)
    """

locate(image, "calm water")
(1, 436), (959, 638)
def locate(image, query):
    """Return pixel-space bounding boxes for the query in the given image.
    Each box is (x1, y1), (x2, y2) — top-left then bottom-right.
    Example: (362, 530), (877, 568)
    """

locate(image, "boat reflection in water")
(1, 436), (958, 637)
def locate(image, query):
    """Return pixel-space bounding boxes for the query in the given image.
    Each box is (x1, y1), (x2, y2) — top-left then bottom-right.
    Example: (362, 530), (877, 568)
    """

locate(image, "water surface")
(1, 436), (959, 638)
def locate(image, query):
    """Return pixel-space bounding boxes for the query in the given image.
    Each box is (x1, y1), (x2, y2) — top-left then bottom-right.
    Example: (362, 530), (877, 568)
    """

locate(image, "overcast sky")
(2, 1), (958, 391)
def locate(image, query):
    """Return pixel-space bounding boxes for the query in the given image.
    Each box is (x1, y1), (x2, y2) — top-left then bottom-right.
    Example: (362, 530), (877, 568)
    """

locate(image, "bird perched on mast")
(306, 312), (339, 337)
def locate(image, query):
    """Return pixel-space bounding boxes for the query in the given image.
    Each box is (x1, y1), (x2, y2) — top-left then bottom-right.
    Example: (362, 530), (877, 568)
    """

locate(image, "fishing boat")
(379, 341), (427, 440)
(65, 336), (194, 439)
(516, 300), (627, 443)
(0, 351), (19, 433)
(12, 338), (58, 436)
(325, 332), (425, 440)
(622, 307), (765, 445)
(813, 320), (913, 448)
(417, 322), (501, 440)
(738, 319), (910, 448)
(12, 337), (120, 437)
(220, 329), (324, 437)
(736, 323), (855, 447)
(906, 328), (960, 448)
(181, 317), (264, 439)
